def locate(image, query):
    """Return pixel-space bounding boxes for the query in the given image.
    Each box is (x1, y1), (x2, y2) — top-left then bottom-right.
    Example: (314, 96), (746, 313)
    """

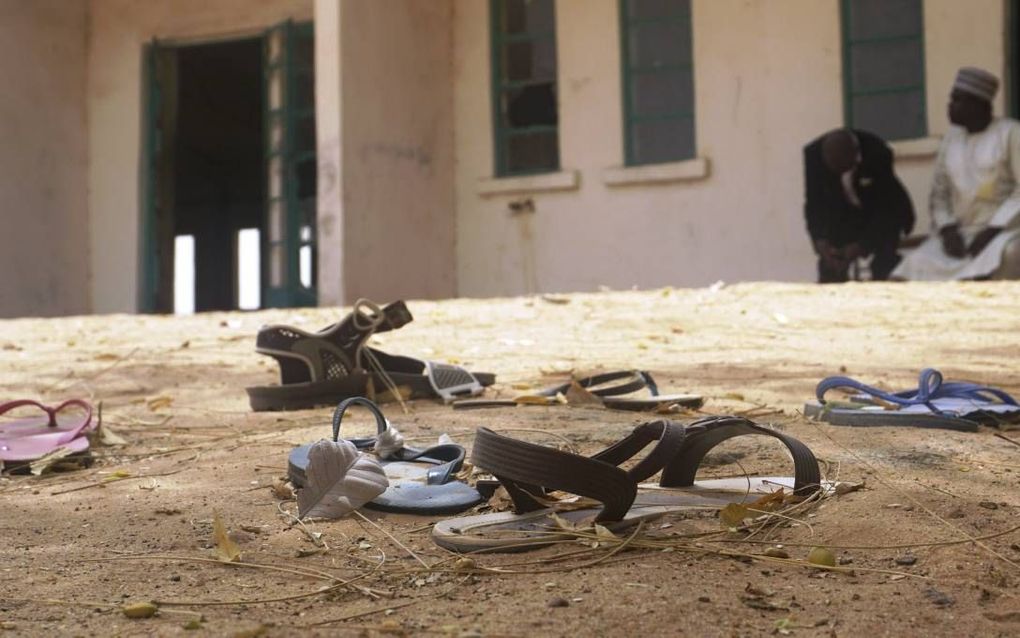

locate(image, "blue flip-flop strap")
(816, 370), (937, 406)
(817, 368), (946, 414)
(817, 368), (1018, 415)
(881, 382), (1017, 405)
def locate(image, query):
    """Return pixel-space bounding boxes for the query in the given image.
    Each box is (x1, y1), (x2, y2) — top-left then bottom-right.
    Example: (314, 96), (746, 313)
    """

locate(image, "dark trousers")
(817, 235), (901, 283)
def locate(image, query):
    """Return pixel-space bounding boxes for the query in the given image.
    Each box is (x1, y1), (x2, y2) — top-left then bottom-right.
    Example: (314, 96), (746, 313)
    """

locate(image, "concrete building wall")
(452, 0), (1009, 296)
(87, 0), (313, 314)
(0, 0), (89, 318)
(332, 0), (456, 302)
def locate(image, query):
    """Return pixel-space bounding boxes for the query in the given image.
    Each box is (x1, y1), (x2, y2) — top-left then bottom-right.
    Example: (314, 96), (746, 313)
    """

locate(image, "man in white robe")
(893, 67), (1020, 280)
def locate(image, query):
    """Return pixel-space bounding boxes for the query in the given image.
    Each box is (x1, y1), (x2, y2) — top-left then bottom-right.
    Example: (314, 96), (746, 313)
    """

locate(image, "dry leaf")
(592, 524), (618, 547)
(514, 395), (556, 406)
(94, 353), (121, 361)
(550, 512), (596, 533)
(487, 485), (514, 512)
(454, 557), (476, 571)
(834, 481), (864, 496)
(212, 511), (241, 563)
(95, 424), (128, 447)
(122, 602), (158, 618)
(763, 547), (790, 559)
(719, 503), (752, 529)
(28, 446), (77, 476)
(271, 479), (294, 500)
(550, 512), (577, 531)
(749, 490), (786, 512)
(231, 626), (267, 638)
(295, 440), (388, 519)
(146, 395), (173, 411)
(807, 546), (836, 567)
(564, 381), (603, 407)
(103, 469), (132, 482)
(536, 491), (601, 512)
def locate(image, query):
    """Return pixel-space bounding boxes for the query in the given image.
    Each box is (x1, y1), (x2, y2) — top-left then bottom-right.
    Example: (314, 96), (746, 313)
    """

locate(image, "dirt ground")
(2, 282), (1020, 637)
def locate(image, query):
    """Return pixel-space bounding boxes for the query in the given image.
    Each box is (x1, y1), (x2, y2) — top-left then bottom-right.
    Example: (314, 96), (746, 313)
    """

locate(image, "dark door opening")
(173, 38), (264, 313)
(141, 23), (317, 314)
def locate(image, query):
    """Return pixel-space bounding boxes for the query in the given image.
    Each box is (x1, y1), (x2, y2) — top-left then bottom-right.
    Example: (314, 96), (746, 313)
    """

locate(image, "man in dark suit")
(803, 129), (915, 282)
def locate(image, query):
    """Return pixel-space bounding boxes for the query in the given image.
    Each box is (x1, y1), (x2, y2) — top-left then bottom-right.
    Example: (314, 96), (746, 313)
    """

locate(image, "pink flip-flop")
(0, 399), (95, 467)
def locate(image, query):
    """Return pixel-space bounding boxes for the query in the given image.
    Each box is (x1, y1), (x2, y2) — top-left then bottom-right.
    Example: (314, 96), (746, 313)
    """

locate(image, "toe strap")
(660, 416), (822, 497)
(471, 427), (638, 522)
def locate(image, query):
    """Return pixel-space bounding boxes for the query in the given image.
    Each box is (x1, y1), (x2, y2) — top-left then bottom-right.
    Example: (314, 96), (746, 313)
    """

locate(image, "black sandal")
(246, 300), (496, 411)
(432, 416), (823, 552)
(452, 370), (703, 412)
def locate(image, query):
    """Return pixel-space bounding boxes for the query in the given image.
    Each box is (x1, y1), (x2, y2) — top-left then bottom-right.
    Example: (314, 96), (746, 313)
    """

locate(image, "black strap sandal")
(432, 416), (823, 552)
(246, 300), (496, 411)
(452, 370), (703, 412)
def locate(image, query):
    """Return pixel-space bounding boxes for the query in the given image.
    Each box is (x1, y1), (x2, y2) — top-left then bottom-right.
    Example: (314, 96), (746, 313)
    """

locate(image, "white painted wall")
(0, 0), (89, 318)
(452, 0), (1009, 296)
(88, 0), (313, 313)
(333, 0), (456, 302)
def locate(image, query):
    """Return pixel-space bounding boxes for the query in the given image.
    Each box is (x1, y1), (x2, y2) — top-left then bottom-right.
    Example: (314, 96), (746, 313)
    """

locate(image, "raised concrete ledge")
(602, 157), (710, 187)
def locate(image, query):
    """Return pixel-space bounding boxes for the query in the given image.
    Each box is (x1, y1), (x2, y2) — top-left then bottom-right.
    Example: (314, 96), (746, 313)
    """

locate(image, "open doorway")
(175, 37), (263, 312)
(141, 23), (317, 314)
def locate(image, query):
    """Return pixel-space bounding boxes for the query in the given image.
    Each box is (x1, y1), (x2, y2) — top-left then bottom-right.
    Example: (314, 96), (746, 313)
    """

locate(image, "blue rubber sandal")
(804, 368), (1020, 432)
(288, 397), (483, 515)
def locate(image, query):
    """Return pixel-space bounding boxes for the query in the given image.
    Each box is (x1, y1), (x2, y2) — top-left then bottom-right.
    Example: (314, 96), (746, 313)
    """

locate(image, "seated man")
(893, 67), (1020, 280)
(804, 128), (915, 282)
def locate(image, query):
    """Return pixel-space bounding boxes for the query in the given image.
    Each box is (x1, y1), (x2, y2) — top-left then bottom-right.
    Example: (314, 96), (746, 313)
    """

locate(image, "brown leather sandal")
(246, 300), (496, 411)
(432, 416), (824, 553)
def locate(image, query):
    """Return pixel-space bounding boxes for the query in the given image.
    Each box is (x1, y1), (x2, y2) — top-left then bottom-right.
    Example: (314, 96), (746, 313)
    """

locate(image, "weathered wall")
(313, 0), (344, 306)
(0, 0), (89, 318)
(452, 0), (1009, 296)
(331, 0), (456, 302)
(88, 0), (313, 313)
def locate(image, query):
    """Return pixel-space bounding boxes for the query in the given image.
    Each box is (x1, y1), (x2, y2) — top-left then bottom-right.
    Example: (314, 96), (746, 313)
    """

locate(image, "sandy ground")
(2, 282), (1020, 637)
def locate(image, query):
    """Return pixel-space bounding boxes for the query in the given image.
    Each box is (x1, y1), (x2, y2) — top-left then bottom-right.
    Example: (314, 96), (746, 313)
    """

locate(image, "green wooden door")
(263, 20), (317, 308)
(139, 40), (178, 313)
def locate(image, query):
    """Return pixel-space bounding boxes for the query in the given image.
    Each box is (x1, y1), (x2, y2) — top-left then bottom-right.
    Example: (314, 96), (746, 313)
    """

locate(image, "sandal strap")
(472, 427), (635, 521)
(816, 368), (1018, 416)
(591, 419), (687, 482)
(0, 399), (93, 432)
(329, 397), (465, 485)
(255, 300), (413, 384)
(471, 422), (687, 522)
(660, 416), (821, 496)
(541, 370), (659, 399)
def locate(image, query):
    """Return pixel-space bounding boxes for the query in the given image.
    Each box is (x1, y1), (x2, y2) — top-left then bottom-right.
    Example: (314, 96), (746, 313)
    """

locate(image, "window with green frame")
(842, 0), (926, 141)
(490, 0), (559, 176)
(619, 0), (695, 166)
